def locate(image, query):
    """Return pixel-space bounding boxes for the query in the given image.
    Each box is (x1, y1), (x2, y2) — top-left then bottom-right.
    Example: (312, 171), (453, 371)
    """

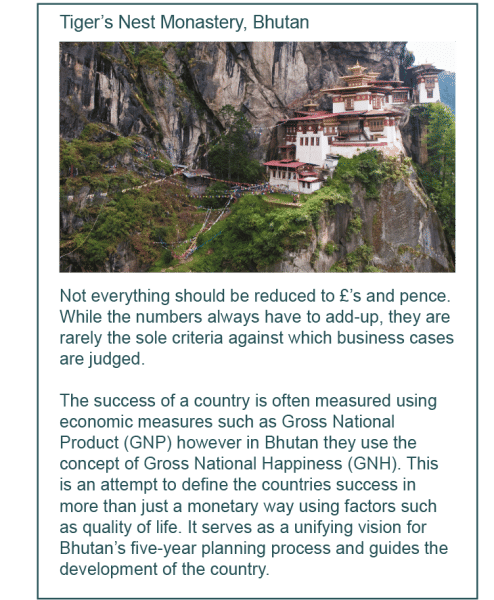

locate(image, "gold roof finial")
(349, 60), (366, 73)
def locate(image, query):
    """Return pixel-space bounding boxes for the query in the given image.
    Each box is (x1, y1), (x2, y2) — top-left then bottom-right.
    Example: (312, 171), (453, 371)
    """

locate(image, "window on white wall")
(372, 96), (382, 109)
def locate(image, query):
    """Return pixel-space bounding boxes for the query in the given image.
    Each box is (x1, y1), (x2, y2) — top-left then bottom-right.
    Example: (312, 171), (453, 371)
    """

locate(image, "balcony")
(337, 128), (361, 139)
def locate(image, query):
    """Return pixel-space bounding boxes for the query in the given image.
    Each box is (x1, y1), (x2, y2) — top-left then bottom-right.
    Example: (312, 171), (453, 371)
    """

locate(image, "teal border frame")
(36, 2), (480, 600)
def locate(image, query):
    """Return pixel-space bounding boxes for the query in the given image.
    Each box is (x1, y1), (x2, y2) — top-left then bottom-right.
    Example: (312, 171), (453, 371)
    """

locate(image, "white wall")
(395, 124), (403, 145)
(295, 132), (327, 166)
(418, 81), (441, 103)
(327, 145), (363, 158)
(354, 98), (371, 111)
(314, 181), (322, 192)
(326, 144), (395, 159)
(383, 123), (395, 143)
(332, 100), (346, 112)
(268, 169), (324, 194)
(299, 181), (322, 194)
(268, 169), (302, 193)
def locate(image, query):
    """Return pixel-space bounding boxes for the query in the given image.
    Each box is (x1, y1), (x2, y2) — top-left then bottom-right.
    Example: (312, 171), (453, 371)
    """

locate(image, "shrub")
(152, 158), (173, 175)
(346, 209), (363, 240)
(136, 45), (166, 68)
(330, 244), (376, 273)
(201, 182), (229, 209)
(324, 241), (338, 255)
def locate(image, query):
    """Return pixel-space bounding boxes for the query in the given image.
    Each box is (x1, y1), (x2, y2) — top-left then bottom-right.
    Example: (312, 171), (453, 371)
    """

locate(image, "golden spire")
(349, 60), (366, 74)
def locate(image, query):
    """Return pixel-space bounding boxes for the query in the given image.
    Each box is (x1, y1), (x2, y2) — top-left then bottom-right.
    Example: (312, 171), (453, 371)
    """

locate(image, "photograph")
(59, 41), (455, 273)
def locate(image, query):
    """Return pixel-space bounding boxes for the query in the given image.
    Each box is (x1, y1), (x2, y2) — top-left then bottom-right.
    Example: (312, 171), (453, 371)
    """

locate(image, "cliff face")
(267, 169), (451, 273)
(400, 106), (429, 166)
(60, 42), (406, 164)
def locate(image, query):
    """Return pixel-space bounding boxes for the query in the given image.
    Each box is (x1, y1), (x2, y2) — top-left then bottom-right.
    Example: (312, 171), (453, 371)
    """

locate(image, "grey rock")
(267, 170), (452, 273)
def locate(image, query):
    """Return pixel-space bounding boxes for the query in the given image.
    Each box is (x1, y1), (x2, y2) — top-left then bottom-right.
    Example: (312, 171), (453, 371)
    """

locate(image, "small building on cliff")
(407, 63), (443, 104)
(263, 160), (323, 193)
(181, 169), (212, 195)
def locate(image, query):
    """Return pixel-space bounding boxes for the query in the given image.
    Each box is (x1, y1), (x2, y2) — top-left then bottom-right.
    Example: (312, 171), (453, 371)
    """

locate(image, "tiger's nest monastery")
(264, 61), (443, 194)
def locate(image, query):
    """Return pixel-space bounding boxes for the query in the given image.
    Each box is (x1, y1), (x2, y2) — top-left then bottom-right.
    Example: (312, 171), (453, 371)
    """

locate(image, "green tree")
(400, 47), (415, 68)
(421, 104), (456, 241)
(208, 105), (263, 183)
(201, 182), (229, 208)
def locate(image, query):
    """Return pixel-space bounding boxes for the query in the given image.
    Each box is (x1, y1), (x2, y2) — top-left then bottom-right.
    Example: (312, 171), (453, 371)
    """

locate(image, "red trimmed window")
(393, 92), (407, 102)
(369, 120), (384, 132)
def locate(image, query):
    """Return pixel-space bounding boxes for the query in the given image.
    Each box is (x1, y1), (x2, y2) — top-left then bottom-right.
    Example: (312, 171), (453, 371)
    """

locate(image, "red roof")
(326, 84), (371, 92)
(264, 160), (306, 168)
(282, 108), (401, 126)
(333, 111), (367, 117)
(364, 109), (401, 116)
(288, 112), (331, 121)
(294, 110), (327, 117)
(370, 80), (404, 85)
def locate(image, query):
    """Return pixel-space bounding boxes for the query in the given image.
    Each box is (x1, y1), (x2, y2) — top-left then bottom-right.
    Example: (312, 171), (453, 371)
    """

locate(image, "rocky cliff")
(399, 105), (429, 166)
(267, 169), (452, 273)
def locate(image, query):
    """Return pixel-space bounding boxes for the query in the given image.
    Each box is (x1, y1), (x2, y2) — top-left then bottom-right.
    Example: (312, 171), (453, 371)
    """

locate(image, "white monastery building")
(265, 61), (443, 193)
